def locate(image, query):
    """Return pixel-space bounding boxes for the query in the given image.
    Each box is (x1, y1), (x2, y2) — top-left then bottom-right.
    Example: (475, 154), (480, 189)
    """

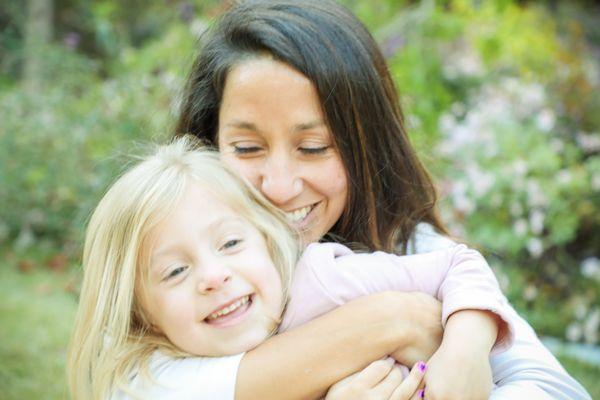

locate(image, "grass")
(555, 355), (600, 399)
(0, 260), (598, 399)
(0, 262), (78, 400)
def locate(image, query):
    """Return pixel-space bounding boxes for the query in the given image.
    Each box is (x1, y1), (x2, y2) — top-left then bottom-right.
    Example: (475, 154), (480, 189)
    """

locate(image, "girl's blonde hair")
(67, 136), (299, 400)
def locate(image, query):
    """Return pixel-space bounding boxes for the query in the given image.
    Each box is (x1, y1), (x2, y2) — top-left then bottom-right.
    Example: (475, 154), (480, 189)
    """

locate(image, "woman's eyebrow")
(225, 120), (260, 131)
(225, 119), (326, 134)
(293, 120), (325, 132)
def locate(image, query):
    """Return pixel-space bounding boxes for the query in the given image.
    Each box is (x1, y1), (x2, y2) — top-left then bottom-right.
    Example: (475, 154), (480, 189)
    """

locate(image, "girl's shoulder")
(405, 223), (457, 255)
(111, 351), (244, 400)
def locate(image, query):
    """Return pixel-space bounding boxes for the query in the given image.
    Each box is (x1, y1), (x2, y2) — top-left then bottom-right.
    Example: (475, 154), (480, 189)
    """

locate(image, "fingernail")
(417, 361), (427, 372)
(418, 389), (425, 398)
(386, 357), (395, 365)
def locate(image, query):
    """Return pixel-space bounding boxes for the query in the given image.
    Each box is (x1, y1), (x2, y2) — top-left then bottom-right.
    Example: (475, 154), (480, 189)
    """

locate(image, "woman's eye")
(299, 146), (329, 155)
(221, 239), (242, 251)
(233, 145), (262, 154)
(165, 265), (188, 280)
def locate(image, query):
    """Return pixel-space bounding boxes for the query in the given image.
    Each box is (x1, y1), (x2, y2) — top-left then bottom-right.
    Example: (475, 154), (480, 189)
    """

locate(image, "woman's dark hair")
(175, 0), (448, 253)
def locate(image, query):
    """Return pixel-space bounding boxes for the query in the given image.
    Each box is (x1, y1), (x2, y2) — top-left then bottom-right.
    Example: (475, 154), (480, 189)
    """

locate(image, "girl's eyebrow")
(208, 216), (246, 231)
(151, 216), (246, 261)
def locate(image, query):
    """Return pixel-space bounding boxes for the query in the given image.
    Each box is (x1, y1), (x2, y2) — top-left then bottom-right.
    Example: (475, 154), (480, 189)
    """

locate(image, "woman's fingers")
(390, 361), (427, 400)
(325, 358), (396, 399)
(326, 360), (427, 400)
(355, 358), (396, 387)
(408, 388), (425, 400)
(372, 364), (406, 397)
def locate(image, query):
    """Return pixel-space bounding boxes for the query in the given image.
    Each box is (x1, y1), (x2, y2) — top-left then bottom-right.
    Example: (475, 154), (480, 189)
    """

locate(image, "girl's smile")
(204, 294), (253, 327)
(141, 182), (284, 356)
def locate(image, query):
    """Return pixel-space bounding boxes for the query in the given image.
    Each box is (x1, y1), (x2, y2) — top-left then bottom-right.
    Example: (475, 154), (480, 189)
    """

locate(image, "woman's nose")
(260, 156), (303, 206)
(197, 264), (232, 294)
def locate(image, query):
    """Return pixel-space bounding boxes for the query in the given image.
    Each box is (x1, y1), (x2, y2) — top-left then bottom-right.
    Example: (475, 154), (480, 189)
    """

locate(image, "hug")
(67, 1), (591, 399)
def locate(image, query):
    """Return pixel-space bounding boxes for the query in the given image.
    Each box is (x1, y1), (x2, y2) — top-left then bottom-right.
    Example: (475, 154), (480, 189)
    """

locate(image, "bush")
(1, 1), (597, 343)
(0, 23), (197, 257)
(372, 0), (600, 341)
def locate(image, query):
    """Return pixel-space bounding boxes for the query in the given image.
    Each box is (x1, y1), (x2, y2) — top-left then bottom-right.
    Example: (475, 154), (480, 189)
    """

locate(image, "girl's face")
(217, 58), (348, 244)
(141, 182), (284, 356)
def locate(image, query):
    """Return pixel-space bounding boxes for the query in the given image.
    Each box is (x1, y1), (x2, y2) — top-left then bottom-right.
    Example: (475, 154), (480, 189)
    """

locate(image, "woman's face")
(217, 58), (348, 244)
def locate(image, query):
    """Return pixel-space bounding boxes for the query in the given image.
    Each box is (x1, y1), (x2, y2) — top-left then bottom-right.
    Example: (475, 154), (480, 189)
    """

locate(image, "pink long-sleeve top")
(279, 242), (514, 355)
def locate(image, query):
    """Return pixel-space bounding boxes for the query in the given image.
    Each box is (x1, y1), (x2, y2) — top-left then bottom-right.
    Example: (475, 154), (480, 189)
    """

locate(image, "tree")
(23, 0), (53, 91)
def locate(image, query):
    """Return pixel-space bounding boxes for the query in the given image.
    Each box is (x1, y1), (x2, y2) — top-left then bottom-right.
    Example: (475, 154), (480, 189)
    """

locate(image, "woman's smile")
(218, 58), (348, 243)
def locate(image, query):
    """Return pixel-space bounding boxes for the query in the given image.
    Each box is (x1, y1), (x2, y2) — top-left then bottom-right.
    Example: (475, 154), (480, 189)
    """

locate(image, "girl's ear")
(132, 285), (162, 334)
(142, 302), (163, 333)
(133, 261), (158, 328)
(148, 320), (163, 334)
(145, 309), (162, 334)
(135, 304), (164, 335)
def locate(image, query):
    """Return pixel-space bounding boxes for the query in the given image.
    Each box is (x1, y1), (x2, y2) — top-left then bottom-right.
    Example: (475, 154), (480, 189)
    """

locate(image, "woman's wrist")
(388, 292), (444, 366)
(356, 291), (416, 353)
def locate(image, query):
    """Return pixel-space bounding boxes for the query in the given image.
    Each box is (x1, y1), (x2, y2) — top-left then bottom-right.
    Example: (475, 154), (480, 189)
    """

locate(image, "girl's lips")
(204, 295), (253, 328)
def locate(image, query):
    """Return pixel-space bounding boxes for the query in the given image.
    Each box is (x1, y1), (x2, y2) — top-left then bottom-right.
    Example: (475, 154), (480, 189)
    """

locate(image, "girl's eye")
(299, 146), (329, 155)
(165, 265), (188, 281)
(221, 239), (242, 251)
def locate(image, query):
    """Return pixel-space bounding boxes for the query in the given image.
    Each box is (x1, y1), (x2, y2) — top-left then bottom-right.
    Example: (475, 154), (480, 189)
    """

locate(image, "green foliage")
(556, 356), (600, 400)
(0, 22), (197, 255)
(0, 0), (598, 346)
(0, 1), (599, 398)
(357, 0), (600, 340)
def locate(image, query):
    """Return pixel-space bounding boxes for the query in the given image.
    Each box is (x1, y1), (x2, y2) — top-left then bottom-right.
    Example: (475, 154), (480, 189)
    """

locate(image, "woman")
(174, 1), (590, 399)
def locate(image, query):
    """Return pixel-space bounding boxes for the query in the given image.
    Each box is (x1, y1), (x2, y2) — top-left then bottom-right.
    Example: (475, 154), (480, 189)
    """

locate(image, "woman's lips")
(284, 202), (318, 228)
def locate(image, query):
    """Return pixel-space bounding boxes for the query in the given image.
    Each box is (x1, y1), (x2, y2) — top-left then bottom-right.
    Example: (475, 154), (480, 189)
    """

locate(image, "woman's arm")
(278, 242), (511, 399)
(298, 243), (513, 350)
(236, 291), (443, 400)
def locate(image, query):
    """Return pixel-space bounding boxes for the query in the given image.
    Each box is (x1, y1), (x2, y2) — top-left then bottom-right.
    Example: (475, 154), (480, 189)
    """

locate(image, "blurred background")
(0, 0), (598, 398)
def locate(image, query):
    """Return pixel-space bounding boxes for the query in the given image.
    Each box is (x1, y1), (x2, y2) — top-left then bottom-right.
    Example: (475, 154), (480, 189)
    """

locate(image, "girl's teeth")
(208, 296), (250, 320)
(285, 206), (312, 223)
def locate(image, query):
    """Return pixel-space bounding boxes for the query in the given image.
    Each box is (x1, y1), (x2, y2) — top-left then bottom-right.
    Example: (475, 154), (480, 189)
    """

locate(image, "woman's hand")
(325, 359), (426, 400)
(422, 344), (492, 400)
(389, 292), (444, 366)
(420, 310), (497, 400)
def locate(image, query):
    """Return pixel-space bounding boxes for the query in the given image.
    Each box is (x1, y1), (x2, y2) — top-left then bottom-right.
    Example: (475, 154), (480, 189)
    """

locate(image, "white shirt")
(111, 223), (591, 399)
(408, 224), (591, 400)
(111, 352), (243, 400)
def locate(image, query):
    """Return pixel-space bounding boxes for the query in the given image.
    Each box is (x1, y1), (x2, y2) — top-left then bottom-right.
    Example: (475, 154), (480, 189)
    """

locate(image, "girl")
(68, 137), (518, 400)
(175, 0), (590, 398)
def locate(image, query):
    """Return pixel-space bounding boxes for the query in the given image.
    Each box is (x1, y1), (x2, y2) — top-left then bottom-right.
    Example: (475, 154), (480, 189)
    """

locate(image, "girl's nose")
(260, 156), (303, 206)
(197, 265), (232, 294)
